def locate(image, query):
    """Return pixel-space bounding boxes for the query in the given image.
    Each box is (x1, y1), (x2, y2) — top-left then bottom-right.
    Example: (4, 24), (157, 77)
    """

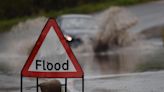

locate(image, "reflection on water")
(76, 41), (164, 76)
(94, 54), (121, 74)
(77, 52), (130, 76)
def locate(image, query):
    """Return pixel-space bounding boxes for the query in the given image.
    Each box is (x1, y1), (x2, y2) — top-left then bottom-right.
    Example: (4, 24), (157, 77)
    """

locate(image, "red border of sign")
(21, 18), (84, 78)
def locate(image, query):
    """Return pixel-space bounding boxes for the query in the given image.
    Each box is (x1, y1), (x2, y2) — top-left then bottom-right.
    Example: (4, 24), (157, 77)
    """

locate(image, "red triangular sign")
(21, 18), (83, 78)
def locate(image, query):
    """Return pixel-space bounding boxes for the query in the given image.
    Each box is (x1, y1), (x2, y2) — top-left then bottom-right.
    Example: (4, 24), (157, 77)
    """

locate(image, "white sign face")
(29, 27), (76, 72)
(22, 19), (83, 78)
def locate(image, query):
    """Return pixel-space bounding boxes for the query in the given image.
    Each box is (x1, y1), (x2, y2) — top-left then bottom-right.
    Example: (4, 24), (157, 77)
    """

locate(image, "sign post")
(20, 18), (84, 92)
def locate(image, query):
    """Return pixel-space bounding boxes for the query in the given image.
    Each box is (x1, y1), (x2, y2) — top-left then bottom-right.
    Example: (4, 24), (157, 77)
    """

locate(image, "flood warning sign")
(21, 18), (83, 78)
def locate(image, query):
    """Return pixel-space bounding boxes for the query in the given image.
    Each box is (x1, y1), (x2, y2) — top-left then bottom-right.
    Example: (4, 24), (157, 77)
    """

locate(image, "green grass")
(43, 0), (155, 17)
(0, 16), (35, 32)
(0, 0), (155, 32)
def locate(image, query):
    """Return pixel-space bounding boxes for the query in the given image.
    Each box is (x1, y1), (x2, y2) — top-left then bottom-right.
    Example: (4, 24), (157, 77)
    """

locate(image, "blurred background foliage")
(0, 0), (154, 32)
(0, 0), (154, 20)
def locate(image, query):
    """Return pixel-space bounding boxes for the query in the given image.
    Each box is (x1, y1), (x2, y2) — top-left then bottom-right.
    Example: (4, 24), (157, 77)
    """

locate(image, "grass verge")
(0, 0), (155, 32)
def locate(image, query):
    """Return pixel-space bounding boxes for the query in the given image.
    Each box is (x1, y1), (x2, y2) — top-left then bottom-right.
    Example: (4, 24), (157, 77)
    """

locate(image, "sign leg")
(20, 75), (23, 92)
(36, 77), (39, 92)
(65, 78), (67, 92)
(82, 75), (84, 92)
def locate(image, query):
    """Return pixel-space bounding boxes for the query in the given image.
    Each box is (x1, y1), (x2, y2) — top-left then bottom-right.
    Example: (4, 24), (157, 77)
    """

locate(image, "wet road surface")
(0, 0), (164, 92)
(74, 71), (164, 92)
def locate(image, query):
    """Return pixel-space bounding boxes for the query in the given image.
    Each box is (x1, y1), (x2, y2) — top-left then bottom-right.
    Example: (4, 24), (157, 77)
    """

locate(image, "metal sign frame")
(20, 75), (84, 92)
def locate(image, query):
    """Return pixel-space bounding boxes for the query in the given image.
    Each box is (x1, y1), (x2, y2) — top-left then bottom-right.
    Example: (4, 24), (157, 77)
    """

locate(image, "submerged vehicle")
(57, 14), (99, 48)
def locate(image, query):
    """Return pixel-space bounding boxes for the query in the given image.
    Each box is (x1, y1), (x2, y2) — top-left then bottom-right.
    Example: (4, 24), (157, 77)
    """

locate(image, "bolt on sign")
(20, 18), (84, 92)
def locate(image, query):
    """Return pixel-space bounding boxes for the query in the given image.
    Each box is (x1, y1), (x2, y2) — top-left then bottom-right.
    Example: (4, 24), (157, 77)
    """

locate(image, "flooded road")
(0, 26), (164, 92)
(1, 1), (164, 92)
(1, 41), (163, 92)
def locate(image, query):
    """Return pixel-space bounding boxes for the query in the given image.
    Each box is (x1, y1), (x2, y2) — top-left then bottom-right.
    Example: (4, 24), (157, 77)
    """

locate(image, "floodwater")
(75, 38), (164, 76)
(0, 17), (164, 92)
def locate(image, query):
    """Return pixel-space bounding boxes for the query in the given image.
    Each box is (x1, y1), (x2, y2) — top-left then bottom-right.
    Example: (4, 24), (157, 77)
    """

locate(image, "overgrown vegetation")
(0, 0), (155, 32)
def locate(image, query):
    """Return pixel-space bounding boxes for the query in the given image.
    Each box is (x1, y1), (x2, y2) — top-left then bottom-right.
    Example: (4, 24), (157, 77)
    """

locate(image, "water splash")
(92, 7), (138, 52)
(0, 17), (47, 74)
